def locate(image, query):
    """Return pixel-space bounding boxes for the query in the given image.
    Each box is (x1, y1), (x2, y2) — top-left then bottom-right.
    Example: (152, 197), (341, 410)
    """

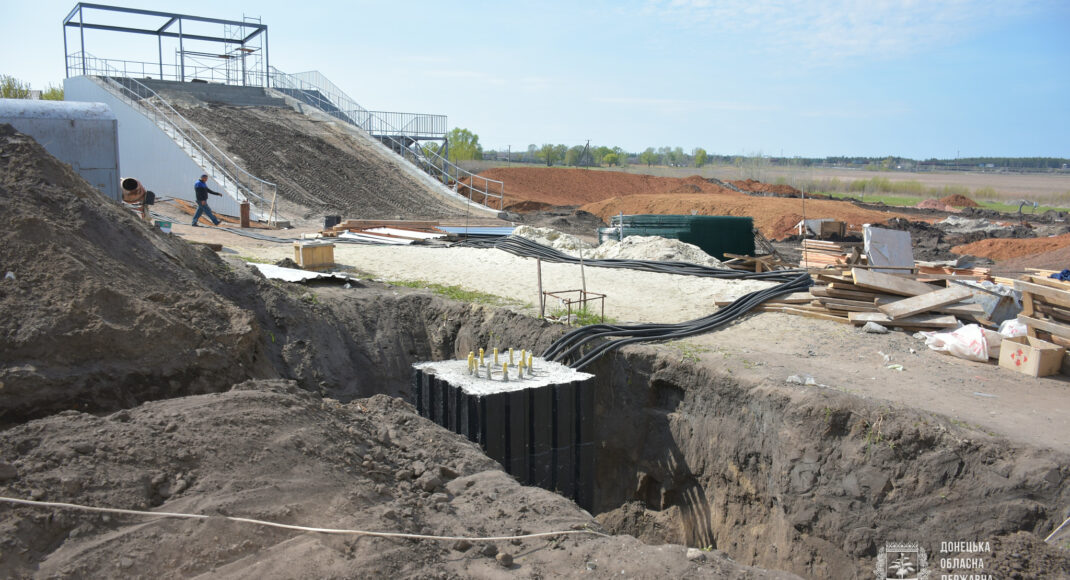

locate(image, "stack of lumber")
(721, 253), (791, 272)
(323, 219), (447, 243)
(720, 267), (988, 329)
(1014, 274), (1070, 347)
(798, 239), (865, 269)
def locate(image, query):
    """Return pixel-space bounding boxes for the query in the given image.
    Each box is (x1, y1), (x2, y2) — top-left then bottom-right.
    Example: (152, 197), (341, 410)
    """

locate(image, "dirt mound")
(729, 179), (804, 197)
(915, 198), (959, 211)
(174, 105), (471, 220)
(996, 243), (1070, 273)
(471, 167), (741, 207)
(0, 381), (777, 578)
(0, 124), (260, 422)
(579, 194), (915, 240)
(952, 233), (1070, 261)
(940, 193), (980, 207)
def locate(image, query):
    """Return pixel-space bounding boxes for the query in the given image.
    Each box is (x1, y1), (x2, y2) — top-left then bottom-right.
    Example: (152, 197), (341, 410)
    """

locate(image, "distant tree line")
(0, 74), (64, 100)
(479, 142), (1069, 172)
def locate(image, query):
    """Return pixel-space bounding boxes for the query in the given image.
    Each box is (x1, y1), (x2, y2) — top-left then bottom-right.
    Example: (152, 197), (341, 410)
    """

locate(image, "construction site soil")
(172, 103), (473, 223)
(4, 125), (1070, 579)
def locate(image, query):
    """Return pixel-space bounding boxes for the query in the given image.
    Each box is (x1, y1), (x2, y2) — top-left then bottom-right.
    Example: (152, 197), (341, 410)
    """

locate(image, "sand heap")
(511, 225), (595, 252)
(586, 235), (722, 266)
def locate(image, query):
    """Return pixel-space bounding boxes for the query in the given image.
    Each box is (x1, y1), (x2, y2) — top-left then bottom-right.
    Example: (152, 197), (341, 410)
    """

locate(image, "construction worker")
(192, 174), (222, 227)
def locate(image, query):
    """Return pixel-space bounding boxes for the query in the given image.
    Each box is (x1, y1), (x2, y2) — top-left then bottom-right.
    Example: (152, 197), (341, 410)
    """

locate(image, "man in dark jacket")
(192, 174), (222, 226)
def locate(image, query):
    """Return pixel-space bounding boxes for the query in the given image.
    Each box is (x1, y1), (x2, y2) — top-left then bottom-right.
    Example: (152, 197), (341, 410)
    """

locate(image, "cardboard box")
(293, 241), (335, 271)
(999, 336), (1065, 377)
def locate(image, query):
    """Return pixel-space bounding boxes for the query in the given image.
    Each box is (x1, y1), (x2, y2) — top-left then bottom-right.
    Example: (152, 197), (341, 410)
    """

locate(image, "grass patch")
(389, 279), (523, 307)
(548, 305), (615, 326)
(975, 200), (1070, 214)
(238, 255), (275, 264)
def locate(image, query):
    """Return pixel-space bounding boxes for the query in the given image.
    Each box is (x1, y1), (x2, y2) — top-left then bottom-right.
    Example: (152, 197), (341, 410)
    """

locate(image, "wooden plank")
(851, 268), (943, 297)
(848, 312), (959, 328)
(873, 297), (984, 317)
(714, 292), (812, 306)
(825, 288), (888, 301)
(1033, 302), (1070, 323)
(778, 307), (853, 324)
(819, 301), (880, 313)
(1019, 315), (1070, 339)
(876, 286), (974, 320)
(1024, 275), (1070, 292)
(816, 297), (880, 310)
(816, 273), (855, 285)
(1014, 280), (1070, 310)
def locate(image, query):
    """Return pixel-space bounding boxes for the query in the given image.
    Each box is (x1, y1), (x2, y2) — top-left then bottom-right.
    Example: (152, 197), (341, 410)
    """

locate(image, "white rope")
(1045, 515), (1070, 543)
(0, 496), (607, 542)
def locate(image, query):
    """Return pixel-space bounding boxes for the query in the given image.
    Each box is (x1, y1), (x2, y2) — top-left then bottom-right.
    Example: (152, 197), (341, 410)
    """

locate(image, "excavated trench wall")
(583, 350), (1070, 578)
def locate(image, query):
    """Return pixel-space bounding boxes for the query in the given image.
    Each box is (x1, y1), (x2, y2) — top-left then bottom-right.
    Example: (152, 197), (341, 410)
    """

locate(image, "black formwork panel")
(529, 385), (554, 488)
(553, 381), (576, 499)
(482, 393), (507, 472)
(508, 389), (530, 481)
(412, 366), (594, 509)
(574, 380), (595, 511)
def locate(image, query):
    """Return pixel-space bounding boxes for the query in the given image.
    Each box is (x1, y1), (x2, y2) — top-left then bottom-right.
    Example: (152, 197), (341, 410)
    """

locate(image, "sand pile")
(511, 225), (595, 252)
(586, 235), (722, 266)
(938, 216), (1012, 235)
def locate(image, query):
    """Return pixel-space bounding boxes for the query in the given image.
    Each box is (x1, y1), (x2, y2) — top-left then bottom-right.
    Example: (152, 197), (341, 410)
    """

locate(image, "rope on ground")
(0, 496), (608, 542)
(1045, 515), (1070, 543)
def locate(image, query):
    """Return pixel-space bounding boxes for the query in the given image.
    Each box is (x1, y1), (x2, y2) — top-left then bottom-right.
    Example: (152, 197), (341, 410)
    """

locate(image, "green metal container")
(598, 214), (754, 261)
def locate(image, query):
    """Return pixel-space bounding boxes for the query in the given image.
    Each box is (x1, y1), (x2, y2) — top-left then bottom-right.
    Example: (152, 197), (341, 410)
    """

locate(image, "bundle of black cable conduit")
(454, 235), (813, 369)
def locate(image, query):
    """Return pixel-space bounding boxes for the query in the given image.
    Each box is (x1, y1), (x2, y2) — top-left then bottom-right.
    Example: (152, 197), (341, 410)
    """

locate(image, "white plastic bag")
(998, 318), (1027, 338)
(920, 324), (1001, 362)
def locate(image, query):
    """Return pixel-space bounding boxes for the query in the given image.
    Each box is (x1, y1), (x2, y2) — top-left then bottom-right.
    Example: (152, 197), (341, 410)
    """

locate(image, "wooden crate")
(293, 241), (335, 271)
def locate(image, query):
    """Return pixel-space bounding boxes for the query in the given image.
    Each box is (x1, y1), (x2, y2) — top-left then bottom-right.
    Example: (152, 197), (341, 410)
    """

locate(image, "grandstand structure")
(61, 3), (503, 220)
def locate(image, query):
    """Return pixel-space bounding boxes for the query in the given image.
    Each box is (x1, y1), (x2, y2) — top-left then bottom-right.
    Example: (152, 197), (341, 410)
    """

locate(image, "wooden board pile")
(721, 253), (791, 272)
(719, 267), (993, 330)
(797, 239), (866, 269)
(322, 219), (447, 244)
(1014, 273), (1070, 347)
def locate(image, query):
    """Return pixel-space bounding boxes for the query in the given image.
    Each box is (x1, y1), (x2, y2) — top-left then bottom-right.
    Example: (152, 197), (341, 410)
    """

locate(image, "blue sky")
(2, 1), (1068, 159)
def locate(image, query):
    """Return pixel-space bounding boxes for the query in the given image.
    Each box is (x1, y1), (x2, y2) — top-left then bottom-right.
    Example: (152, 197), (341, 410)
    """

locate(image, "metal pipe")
(79, 6), (86, 76)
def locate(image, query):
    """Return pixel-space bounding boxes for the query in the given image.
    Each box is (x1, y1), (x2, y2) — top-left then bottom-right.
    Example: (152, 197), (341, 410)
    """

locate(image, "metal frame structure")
(63, 3), (269, 86)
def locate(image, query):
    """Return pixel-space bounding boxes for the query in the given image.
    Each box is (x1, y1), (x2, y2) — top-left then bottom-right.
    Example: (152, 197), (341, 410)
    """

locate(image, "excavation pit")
(412, 356), (596, 508)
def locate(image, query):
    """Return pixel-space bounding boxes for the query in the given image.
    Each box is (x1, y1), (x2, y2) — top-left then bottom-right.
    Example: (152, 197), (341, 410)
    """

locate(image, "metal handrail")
(74, 53), (279, 223)
(270, 67), (504, 210)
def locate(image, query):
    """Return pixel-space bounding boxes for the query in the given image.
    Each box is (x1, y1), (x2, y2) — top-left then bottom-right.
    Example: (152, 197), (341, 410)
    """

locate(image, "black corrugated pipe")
(542, 271), (813, 370)
(454, 235), (806, 283)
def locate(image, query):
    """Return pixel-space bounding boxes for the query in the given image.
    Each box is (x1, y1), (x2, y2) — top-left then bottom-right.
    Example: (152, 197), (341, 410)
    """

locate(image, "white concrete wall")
(63, 77), (242, 217)
(0, 99), (120, 201)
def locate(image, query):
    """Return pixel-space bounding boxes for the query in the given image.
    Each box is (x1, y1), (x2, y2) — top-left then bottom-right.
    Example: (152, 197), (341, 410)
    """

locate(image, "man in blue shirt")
(192, 174), (222, 227)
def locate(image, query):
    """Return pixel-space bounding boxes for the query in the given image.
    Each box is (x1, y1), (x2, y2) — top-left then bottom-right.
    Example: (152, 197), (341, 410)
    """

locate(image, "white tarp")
(252, 263), (354, 283)
(864, 226), (914, 274)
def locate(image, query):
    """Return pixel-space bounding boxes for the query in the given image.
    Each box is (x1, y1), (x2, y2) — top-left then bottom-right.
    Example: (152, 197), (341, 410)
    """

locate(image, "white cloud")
(646, 0), (1044, 64)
